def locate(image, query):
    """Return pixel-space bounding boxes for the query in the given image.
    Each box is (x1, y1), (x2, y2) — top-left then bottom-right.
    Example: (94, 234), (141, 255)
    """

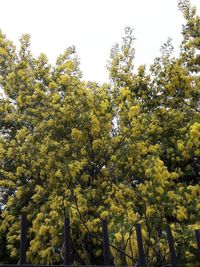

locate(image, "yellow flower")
(115, 232), (122, 242)
(110, 204), (121, 214)
(146, 206), (154, 217)
(128, 105), (140, 119)
(120, 87), (130, 98)
(100, 210), (109, 220)
(156, 186), (164, 195)
(71, 128), (83, 141)
(91, 117), (100, 135)
(176, 206), (187, 221)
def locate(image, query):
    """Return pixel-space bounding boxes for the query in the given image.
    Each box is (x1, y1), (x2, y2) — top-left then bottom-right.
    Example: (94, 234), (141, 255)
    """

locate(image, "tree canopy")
(0, 0), (199, 266)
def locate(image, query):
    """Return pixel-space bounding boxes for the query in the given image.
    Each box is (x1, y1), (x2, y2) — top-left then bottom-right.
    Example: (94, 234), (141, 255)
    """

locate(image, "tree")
(0, 0), (199, 266)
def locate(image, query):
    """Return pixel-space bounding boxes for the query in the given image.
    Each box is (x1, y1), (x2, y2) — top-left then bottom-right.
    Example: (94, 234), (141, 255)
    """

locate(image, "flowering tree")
(0, 1), (199, 266)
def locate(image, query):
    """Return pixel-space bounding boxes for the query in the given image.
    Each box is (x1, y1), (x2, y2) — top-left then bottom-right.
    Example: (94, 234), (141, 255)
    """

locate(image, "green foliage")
(0, 1), (199, 266)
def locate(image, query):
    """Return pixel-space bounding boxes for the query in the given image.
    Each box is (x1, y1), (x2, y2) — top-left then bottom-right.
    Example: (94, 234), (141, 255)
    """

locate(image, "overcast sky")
(0, 0), (199, 83)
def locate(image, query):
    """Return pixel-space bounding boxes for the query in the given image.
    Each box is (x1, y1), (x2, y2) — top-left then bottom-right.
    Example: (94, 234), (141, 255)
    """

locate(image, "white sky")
(0, 0), (199, 83)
